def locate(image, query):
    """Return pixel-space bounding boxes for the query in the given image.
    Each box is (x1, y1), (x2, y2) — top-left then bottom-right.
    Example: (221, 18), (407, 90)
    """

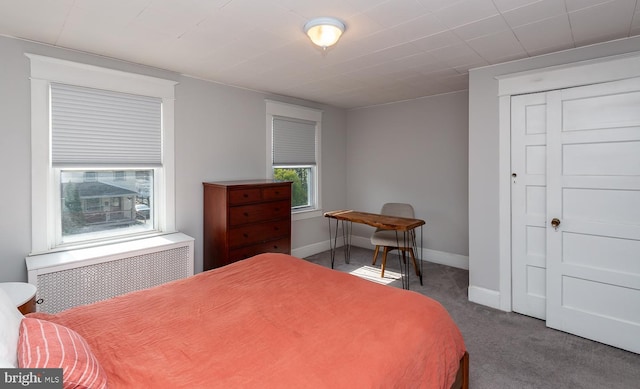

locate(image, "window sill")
(31, 230), (171, 257)
(26, 232), (194, 273)
(292, 209), (323, 221)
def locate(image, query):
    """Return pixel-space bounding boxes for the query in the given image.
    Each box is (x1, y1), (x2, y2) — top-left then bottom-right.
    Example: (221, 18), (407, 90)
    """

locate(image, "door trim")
(496, 51), (640, 313)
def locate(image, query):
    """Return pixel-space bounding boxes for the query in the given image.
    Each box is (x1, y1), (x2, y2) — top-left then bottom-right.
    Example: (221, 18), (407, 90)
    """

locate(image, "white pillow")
(0, 287), (24, 368)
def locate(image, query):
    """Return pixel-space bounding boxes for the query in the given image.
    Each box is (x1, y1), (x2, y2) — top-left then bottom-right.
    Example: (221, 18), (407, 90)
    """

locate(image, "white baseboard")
(291, 241), (332, 259)
(421, 248), (469, 270)
(350, 236), (469, 270)
(293, 235), (469, 270)
(468, 285), (504, 311)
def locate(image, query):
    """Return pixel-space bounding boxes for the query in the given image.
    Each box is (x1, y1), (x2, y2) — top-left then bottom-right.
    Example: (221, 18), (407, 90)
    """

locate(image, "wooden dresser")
(203, 180), (292, 270)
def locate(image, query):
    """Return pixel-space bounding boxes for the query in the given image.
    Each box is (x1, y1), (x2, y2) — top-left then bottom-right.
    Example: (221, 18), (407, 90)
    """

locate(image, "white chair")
(371, 203), (419, 278)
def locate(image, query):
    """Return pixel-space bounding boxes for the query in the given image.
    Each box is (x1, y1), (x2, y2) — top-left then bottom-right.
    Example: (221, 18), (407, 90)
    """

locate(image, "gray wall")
(468, 36), (640, 298)
(346, 91), (469, 260)
(1, 33), (472, 283)
(0, 35), (347, 281)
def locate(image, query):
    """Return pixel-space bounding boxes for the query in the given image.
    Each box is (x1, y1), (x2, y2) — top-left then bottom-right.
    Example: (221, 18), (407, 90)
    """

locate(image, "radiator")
(26, 233), (194, 313)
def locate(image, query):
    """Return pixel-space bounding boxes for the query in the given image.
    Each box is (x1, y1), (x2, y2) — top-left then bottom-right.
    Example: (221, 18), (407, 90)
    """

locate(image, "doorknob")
(551, 218), (561, 230)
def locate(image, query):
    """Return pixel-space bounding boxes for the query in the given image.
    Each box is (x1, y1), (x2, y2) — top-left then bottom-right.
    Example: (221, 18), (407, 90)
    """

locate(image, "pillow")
(0, 287), (24, 368)
(18, 318), (107, 389)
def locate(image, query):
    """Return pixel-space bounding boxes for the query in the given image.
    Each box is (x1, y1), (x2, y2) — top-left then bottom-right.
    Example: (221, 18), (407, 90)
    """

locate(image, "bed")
(7, 253), (468, 388)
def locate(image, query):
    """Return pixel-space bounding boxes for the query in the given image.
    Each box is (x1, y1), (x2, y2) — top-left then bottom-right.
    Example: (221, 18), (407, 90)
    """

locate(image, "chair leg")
(381, 246), (390, 278)
(372, 245), (380, 265)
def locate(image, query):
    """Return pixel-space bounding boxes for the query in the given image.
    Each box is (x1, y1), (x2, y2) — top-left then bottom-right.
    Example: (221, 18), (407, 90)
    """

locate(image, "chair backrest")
(379, 203), (414, 219)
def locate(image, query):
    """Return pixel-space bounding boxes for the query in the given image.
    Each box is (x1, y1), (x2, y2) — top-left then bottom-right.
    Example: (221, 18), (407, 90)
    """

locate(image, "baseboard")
(421, 248), (469, 270)
(468, 285), (503, 311)
(350, 236), (469, 270)
(294, 235), (469, 270)
(291, 241), (332, 259)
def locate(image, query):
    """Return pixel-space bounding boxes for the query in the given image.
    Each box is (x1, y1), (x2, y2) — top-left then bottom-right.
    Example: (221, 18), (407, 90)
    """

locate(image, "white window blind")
(51, 83), (162, 166)
(272, 116), (316, 165)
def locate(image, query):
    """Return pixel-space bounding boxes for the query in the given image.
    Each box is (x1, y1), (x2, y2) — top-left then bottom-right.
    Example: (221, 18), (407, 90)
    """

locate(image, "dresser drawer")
(228, 237), (291, 262)
(228, 219), (290, 248)
(228, 188), (262, 205)
(229, 200), (290, 226)
(262, 185), (291, 201)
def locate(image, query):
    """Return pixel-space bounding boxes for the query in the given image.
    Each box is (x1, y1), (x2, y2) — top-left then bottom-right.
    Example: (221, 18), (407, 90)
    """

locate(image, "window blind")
(51, 83), (162, 166)
(272, 116), (316, 165)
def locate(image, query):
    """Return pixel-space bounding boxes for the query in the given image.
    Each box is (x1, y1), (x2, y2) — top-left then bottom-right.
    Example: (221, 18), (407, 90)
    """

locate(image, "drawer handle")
(274, 208), (279, 212)
(273, 245), (278, 249)
(243, 233), (249, 238)
(275, 191), (280, 195)
(243, 193), (249, 198)
(274, 227), (279, 231)
(243, 212), (249, 217)
(36, 298), (44, 305)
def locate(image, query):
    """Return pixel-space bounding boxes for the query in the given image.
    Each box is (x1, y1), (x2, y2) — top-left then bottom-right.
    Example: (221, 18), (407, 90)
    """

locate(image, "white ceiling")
(1, 0), (639, 109)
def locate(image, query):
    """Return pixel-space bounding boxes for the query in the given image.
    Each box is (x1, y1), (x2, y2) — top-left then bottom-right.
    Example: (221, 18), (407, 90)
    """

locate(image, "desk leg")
(342, 220), (351, 264)
(394, 228), (423, 290)
(418, 226), (423, 285)
(403, 231), (411, 289)
(407, 227), (424, 286)
(394, 230), (410, 290)
(327, 218), (352, 268)
(328, 217), (339, 269)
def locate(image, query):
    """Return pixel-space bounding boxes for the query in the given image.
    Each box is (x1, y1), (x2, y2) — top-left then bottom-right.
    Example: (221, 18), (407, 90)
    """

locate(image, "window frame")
(266, 100), (323, 221)
(27, 54), (177, 254)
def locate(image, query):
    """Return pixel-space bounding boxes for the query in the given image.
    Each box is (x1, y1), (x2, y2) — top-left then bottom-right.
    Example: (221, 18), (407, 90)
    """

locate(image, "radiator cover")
(26, 233), (194, 313)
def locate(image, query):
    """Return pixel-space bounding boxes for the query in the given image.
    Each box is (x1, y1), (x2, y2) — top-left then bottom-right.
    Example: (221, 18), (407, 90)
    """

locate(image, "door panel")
(546, 78), (640, 354)
(511, 92), (547, 320)
(562, 276), (640, 323)
(525, 145), (546, 174)
(526, 186), (546, 216)
(563, 141), (640, 175)
(563, 232), (640, 273)
(563, 188), (640, 223)
(526, 266), (546, 297)
(562, 90), (640, 131)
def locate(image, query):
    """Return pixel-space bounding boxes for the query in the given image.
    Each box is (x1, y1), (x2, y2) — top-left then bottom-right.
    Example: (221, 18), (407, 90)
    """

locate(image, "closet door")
(546, 78), (640, 354)
(511, 92), (547, 320)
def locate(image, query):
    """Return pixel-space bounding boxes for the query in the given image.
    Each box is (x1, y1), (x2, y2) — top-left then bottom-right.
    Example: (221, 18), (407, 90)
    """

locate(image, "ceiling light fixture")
(304, 17), (345, 49)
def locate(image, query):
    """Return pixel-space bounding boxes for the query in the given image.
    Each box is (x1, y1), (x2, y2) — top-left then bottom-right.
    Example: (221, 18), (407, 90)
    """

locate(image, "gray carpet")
(305, 247), (640, 389)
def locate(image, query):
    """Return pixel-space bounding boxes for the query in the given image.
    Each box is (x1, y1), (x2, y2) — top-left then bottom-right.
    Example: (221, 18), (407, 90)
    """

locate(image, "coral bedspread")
(30, 253), (466, 388)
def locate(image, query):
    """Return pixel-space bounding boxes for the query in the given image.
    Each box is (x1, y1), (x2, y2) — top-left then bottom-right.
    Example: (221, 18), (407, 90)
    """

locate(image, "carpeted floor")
(304, 247), (640, 389)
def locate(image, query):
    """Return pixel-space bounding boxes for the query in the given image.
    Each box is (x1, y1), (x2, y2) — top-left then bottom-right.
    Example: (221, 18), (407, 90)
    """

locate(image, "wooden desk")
(324, 210), (425, 289)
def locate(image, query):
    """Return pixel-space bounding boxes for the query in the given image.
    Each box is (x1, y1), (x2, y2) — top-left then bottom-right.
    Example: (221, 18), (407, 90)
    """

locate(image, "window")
(60, 169), (154, 244)
(266, 100), (322, 219)
(28, 54), (176, 253)
(272, 117), (316, 209)
(84, 172), (97, 182)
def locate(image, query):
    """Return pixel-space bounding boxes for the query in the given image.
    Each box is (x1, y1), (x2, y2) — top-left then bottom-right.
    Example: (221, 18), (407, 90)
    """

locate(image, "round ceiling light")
(304, 17), (346, 49)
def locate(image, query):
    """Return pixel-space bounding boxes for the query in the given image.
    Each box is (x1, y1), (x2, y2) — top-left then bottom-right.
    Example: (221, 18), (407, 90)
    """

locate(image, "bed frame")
(452, 352), (470, 389)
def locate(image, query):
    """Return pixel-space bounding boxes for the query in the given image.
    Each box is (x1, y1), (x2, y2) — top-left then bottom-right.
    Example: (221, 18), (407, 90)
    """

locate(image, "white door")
(546, 78), (640, 354)
(511, 92), (547, 320)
